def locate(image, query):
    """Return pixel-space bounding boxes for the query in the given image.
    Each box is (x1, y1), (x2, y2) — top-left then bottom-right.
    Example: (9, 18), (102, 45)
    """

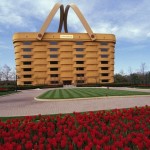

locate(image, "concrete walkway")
(0, 87), (150, 117)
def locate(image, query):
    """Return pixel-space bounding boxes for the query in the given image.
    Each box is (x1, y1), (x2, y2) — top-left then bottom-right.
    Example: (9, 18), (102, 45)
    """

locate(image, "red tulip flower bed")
(0, 106), (150, 150)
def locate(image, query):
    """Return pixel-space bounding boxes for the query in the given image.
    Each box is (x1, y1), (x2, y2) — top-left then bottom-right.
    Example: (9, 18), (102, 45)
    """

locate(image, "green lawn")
(37, 88), (150, 99)
(0, 91), (17, 96)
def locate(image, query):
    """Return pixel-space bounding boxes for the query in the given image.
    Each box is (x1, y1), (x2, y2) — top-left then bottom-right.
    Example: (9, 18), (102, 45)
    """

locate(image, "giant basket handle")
(37, 3), (64, 40)
(64, 3), (96, 41)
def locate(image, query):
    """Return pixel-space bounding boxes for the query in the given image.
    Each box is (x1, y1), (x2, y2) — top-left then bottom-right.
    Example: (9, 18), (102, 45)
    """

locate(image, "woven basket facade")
(13, 3), (116, 86)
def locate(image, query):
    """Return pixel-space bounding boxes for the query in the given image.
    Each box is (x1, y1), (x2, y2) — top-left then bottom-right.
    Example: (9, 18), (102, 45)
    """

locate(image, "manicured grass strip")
(37, 88), (150, 99)
(73, 88), (109, 97)
(67, 88), (87, 98)
(38, 90), (56, 99)
(62, 89), (82, 98)
(53, 89), (61, 99)
(59, 89), (64, 99)
(62, 89), (75, 98)
(59, 89), (74, 99)
(79, 88), (106, 97)
(84, 88), (150, 97)
(73, 88), (96, 98)
(106, 90), (143, 96)
(72, 88), (97, 97)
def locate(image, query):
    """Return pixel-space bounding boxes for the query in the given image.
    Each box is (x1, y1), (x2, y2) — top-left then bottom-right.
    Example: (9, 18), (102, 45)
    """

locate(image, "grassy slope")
(38, 88), (150, 99)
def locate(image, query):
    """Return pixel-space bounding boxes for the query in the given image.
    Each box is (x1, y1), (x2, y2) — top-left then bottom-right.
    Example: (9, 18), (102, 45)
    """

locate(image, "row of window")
(49, 54), (85, 58)
(23, 61), (85, 65)
(22, 48), (109, 52)
(48, 41), (109, 45)
(49, 54), (109, 58)
(50, 61), (108, 64)
(50, 74), (85, 77)
(50, 67), (109, 71)
(50, 80), (109, 84)
(22, 61), (109, 66)
(23, 41), (109, 46)
(22, 61), (84, 65)
(23, 73), (109, 78)
(49, 48), (109, 52)
(22, 54), (109, 58)
(22, 67), (109, 72)
(50, 67), (85, 71)
(23, 79), (109, 85)
(49, 79), (109, 84)
(24, 80), (109, 85)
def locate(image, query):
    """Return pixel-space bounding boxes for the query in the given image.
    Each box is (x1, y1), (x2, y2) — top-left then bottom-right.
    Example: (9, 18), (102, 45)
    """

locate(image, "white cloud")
(0, 41), (11, 50)
(147, 32), (150, 37)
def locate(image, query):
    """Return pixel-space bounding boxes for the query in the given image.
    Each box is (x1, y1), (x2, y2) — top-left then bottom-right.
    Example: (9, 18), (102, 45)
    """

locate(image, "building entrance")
(63, 80), (72, 85)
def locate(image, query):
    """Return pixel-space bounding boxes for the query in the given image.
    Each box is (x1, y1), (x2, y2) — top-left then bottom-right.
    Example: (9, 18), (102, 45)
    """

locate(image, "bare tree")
(0, 67), (3, 81)
(140, 63), (146, 75)
(128, 67), (133, 75)
(140, 63), (147, 84)
(10, 69), (16, 80)
(2, 64), (12, 81)
(119, 69), (125, 76)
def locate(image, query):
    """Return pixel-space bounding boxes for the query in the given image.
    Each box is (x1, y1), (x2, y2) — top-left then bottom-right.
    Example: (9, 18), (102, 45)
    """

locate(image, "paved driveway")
(0, 87), (150, 117)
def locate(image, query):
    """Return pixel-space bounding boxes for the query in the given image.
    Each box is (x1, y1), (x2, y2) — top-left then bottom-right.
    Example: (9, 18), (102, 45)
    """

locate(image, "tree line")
(115, 63), (150, 85)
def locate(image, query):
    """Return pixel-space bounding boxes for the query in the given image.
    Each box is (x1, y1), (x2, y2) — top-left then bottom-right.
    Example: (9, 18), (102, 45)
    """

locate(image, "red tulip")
(25, 141), (33, 149)
(61, 140), (66, 148)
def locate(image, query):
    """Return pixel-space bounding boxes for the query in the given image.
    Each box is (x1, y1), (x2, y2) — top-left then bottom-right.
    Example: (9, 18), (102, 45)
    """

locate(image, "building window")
(76, 48), (84, 51)
(101, 67), (109, 70)
(51, 81), (59, 84)
(23, 62), (31, 65)
(76, 74), (84, 77)
(50, 41), (58, 45)
(101, 80), (109, 83)
(101, 61), (108, 64)
(50, 48), (58, 51)
(76, 80), (84, 84)
(23, 68), (32, 71)
(24, 75), (32, 78)
(50, 74), (58, 77)
(76, 67), (84, 70)
(23, 41), (32, 45)
(50, 68), (58, 71)
(24, 81), (32, 84)
(23, 55), (31, 58)
(76, 54), (84, 58)
(23, 48), (32, 52)
(101, 48), (108, 52)
(101, 73), (109, 76)
(76, 61), (84, 64)
(50, 54), (58, 58)
(101, 54), (108, 58)
(76, 42), (83, 45)
(50, 61), (58, 64)
(100, 42), (108, 45)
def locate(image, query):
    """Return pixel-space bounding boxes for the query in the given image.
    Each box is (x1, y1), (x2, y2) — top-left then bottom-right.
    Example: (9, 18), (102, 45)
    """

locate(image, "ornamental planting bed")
(0, 106), (150, 149)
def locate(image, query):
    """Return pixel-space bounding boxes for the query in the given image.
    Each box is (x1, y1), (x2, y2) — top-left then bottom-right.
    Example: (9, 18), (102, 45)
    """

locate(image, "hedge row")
(76, 83), (135, 87)
(17, 84), (63, 90)
(0, 84), (63, 91)
(1, 83), (150, 91)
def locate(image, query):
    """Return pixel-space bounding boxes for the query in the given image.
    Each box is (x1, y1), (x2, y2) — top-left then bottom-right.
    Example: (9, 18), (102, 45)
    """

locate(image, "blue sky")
(0, 0), (150, 74)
